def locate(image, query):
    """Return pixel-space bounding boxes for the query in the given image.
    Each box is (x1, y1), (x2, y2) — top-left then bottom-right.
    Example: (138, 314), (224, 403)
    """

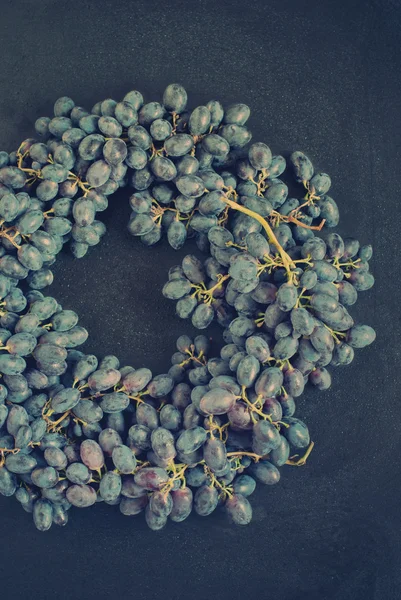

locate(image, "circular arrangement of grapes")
(0, 84), (376, 531)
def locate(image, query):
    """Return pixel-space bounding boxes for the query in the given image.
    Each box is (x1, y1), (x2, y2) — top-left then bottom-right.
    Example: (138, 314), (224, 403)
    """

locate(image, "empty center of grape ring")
(0, 84), (376, 531)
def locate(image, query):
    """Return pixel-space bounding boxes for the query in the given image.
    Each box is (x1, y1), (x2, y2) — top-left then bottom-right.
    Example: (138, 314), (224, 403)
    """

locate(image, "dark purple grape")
(225, 494), (252, 525)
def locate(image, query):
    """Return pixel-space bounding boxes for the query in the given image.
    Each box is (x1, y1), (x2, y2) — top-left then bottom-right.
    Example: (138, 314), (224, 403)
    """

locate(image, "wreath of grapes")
(0, 84), (376, 531)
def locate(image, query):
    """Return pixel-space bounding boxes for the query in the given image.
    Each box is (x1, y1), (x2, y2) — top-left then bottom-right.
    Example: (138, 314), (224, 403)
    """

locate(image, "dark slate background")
(0, 1), (400, 599)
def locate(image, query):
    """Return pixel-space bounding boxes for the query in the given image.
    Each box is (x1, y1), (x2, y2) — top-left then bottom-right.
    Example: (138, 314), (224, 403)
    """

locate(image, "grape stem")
(270, 209), (326, 231)
(0, 226), (22, 250)
(286, 441), (315, 466)
(303, 180), (321, 202)
(226, 451), (263, 462)
(191, 273), (230, 305)
(179, 347), (207, 367)
(203, 464), (233, 498)
(222, 196), (296, 279)
(322, 324), (346, 344)
(207, 415), (230, 441)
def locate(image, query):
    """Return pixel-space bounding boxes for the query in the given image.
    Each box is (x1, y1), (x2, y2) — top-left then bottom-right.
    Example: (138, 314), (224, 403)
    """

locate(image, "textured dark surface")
(0, 1), (400, 599)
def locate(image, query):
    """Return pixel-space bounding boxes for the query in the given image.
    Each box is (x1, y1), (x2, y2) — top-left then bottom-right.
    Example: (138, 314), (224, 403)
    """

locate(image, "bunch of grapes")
(0, 84), (375, 531)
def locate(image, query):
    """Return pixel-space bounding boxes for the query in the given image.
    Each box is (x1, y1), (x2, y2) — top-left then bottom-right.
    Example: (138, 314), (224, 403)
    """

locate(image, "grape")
(310, 327), (334, 354)
(15, 487), (30, 505)
(317, 196), (339, 227)
(127, 125), (152, 150)
(0, 467), (17, 497)
(66, 484), (97, 508)
(78, 115), (99, 134)
(263, 302), (286, 329)
(330, 343), (354, 367)
(51, 388), (81, 413)
(269, 436), (290, 467)
(201, 134), (230, 157)
(176, 426), (207, 454)
(253, 420), (281, 450)
(283, 417), (310, 448)
(169, 383), (190, 411)
(111, 445), (136, 474)
(35, 117), (51, 136)
(0, 354), (26, 375)
(189, 106), (211, 135)
(31, 467), (59, 489)
(33, 499), (53, 531)
(245, 232), (270, 260)
(44, 447), (68, 470)
(337, 281), (358, 306)
(283, 368), (304, 397)
(99, 471), (122, 502)
(66, 462), (91, 484)
(151, 427), (176, 462)
(261, 398), (281, 423)
(167, 220), (187, 250)
(88, 368), (121, 392)
(0, 404), (8, 428)
(205, 100), (223, 127)
(39, 432), (67, 450)
(85, 160), (111, 188)
(150, 156), (177, 181)
(194, 485), (218, 516)
(191, 304), (214, 329)
(199, 191), (226, 216)
(121, 477), (147, 499)
(158, 406), (180, 432)
(250, 461), (280, 484)
(170, 488), (193, 522)
(121, 368), (152, 395)
(310, 173), (331, 195)
(96, 430), (122, 457)
(0, 255), (29, 280)
(97, 391), (129, 413)
(207, 358), (230, 377)
(120, 496), (148, 516)
(5, 453), (37, 474)
(123, 90), (143, 111)
(199, 388), (236, 415)
(176, 295), (197, 319)
(236, 355), (260, 387)
(290, 151), (314, 182)
(138, 102), (165, 126)
(290, 307), (315, 335)
(80, 440), (104, 470)
(29, 416), (47, 442)
(225, 494), (252, 525)
(347, 325), (376, 348)
(71, 356), (97, 382)
(203, 438), (227, 472)
(149, 490), (173, 518)
(114, 101), (138, 127)
(71, 398), (102, 423)
(53, 504), (69, 527)
(162, 84), (187, 113)
(255, 367), (283, 398)
(232, 474), (256, 497)
(145, 505), (167, 530)
(349, 270), (375, 291)
(97, 116), (122, 138)
(273, 336), (298, 360)
(134, 467), (169, 491)
(275, 283), (297, 312)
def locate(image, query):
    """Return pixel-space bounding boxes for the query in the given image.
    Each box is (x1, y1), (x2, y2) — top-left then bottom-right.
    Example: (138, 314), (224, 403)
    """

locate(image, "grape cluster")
(0, 84), (375, 531)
